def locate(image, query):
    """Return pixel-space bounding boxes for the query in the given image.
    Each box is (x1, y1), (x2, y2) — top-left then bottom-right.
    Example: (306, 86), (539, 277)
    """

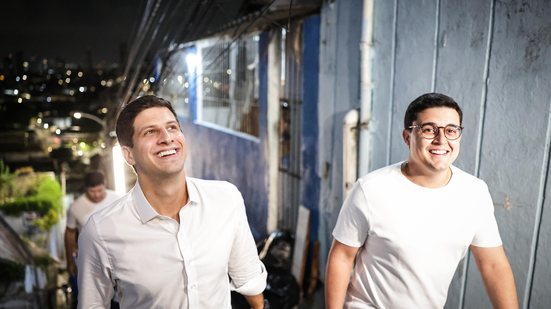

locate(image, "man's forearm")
(325, 240), (359, 309)
(244, 293), (264, 309)
(482, 262), (518, 309)
(64, 229), (77, 274)
(472, 246), (518, 309)
(325, 256), (353, 309)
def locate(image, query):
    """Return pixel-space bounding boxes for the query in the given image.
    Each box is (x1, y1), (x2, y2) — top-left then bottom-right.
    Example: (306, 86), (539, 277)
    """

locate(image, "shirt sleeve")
(332, 180), (370, 248)
(228, 188), (267, 296)
(66, 203), (77, 230)
(77, 216), (115, 308)
(471, 183), (502, 247)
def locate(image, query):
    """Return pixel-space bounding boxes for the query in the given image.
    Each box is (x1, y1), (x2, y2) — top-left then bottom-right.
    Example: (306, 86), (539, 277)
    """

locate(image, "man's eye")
(422, 126), (435, 133)
(446, 128), (458, 134)
(144, 129), (155, 135)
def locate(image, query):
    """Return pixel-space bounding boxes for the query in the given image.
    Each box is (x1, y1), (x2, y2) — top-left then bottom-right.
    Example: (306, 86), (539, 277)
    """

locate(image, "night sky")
(0, 0), (143, 66)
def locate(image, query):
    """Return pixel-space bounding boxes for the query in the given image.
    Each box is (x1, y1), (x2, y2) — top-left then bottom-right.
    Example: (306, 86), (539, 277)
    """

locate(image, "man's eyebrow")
(418, 121), (460, 126)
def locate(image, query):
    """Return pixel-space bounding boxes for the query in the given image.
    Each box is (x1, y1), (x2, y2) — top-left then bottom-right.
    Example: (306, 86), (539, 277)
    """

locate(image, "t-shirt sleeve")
(332, 181), (370, 248)
(471, 183), (502, 247)
(66, 204), (77, 229)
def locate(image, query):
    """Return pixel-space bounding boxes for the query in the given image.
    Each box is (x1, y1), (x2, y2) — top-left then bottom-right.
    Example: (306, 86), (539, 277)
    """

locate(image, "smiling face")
(402, 107), (461, 176)
(121, 107), (187, 180)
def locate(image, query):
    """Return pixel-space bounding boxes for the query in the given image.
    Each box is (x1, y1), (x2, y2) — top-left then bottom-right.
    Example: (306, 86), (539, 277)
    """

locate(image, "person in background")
(77, 95), (267, 308)
(64, 171), (120, 307)
(325, 93), (518, 308)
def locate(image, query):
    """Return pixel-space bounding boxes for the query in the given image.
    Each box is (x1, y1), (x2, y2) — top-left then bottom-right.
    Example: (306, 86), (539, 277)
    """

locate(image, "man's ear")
(402, 129), (411, 146)
(121, 146), (135, 166)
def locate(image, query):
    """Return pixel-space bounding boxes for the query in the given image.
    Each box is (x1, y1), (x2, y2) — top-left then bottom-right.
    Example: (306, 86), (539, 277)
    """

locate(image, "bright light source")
(44, 123), (49, 129)
(77, 150), (83, 156)
(78, 71), (83, 77)
(79, 86), (85, 92)
(112, 143), (127, 195)
(185, 53), (199, 72)
(65, 78), (71, 83)
(13, 89), (19, 95)
(73, 112), (82, 119)
(46, 96), (51, 102)
(22, 75), (27, 81)
(149, 77), (155, 83)
(15, 76), (20, 82)
(66, 70), (72, 76)
(17, 98), (23, 103)
(37, 118), (42, 124)
(55, 129), (61, 135)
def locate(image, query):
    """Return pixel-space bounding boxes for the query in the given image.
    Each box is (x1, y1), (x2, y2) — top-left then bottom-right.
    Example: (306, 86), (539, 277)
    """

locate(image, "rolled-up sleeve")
(228, 192), (267, 296)
(77, 216), (114, 308)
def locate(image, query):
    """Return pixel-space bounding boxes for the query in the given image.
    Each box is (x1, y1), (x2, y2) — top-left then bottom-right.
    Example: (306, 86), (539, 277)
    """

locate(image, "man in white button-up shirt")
(77, 95), (267, 308)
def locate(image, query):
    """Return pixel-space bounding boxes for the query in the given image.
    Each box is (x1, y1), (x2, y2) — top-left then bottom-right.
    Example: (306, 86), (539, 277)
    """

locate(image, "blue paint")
(301, 15), (321, 242)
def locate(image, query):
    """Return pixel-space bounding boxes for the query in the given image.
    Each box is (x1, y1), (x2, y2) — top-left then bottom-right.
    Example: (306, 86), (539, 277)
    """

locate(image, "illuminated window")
(197, 33), (259, 137)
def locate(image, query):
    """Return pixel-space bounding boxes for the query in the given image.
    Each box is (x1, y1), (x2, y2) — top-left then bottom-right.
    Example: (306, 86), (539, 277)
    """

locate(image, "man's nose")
(433, 128), (447, 143)
(158, 129), (174, 143)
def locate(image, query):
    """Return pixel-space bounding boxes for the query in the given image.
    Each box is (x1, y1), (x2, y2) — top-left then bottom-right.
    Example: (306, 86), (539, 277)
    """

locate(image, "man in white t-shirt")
(64, 171), (120, 304)
(325, 93), (518, 308)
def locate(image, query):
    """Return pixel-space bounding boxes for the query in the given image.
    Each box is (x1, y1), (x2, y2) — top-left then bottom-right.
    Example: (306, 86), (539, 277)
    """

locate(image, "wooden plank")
(292, 205), (310, 288)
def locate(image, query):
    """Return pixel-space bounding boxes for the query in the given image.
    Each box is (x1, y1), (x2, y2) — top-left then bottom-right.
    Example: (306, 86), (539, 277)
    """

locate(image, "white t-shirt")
(77, 177), (266, 309)
(332, 162), (502, 309)
(66, 189), (120, 231)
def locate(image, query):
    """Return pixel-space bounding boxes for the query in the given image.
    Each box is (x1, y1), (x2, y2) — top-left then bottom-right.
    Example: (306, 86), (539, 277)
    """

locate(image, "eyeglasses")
(408, 123), (463, 140)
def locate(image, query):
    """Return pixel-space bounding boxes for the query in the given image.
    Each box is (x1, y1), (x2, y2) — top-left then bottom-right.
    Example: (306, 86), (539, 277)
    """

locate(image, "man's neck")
(401, 161), (452, 188)
(138, 173), (189, 222)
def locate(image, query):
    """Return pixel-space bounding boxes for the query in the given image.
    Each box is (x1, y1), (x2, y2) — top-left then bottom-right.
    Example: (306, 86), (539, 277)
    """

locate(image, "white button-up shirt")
(77, 178), (266, 308)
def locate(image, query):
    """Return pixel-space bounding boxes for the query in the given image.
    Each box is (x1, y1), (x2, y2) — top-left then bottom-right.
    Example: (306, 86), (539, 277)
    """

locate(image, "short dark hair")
(84, 171), (105, 188)
(115, 95), (179, 147)
(404, 93), (463, 129)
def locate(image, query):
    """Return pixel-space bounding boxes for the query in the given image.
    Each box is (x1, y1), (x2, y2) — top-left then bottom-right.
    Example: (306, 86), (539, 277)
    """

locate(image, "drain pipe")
(358, 0), (375, 177)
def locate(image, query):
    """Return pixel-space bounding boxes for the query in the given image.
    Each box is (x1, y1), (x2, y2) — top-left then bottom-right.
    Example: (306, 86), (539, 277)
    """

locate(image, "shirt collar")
(132, 178), (199, 223)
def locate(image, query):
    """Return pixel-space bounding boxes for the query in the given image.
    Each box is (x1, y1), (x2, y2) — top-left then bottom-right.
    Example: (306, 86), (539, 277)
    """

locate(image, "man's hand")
(67, 255), (77, 276)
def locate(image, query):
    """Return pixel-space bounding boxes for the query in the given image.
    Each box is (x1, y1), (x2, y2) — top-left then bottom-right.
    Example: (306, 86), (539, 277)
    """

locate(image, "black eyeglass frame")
(407, 123), (464, 140)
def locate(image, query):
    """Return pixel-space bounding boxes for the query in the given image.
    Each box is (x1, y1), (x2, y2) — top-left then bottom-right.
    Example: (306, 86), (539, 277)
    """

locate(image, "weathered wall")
(369, 0), (551, 307)
(317, 0), (364, 278)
